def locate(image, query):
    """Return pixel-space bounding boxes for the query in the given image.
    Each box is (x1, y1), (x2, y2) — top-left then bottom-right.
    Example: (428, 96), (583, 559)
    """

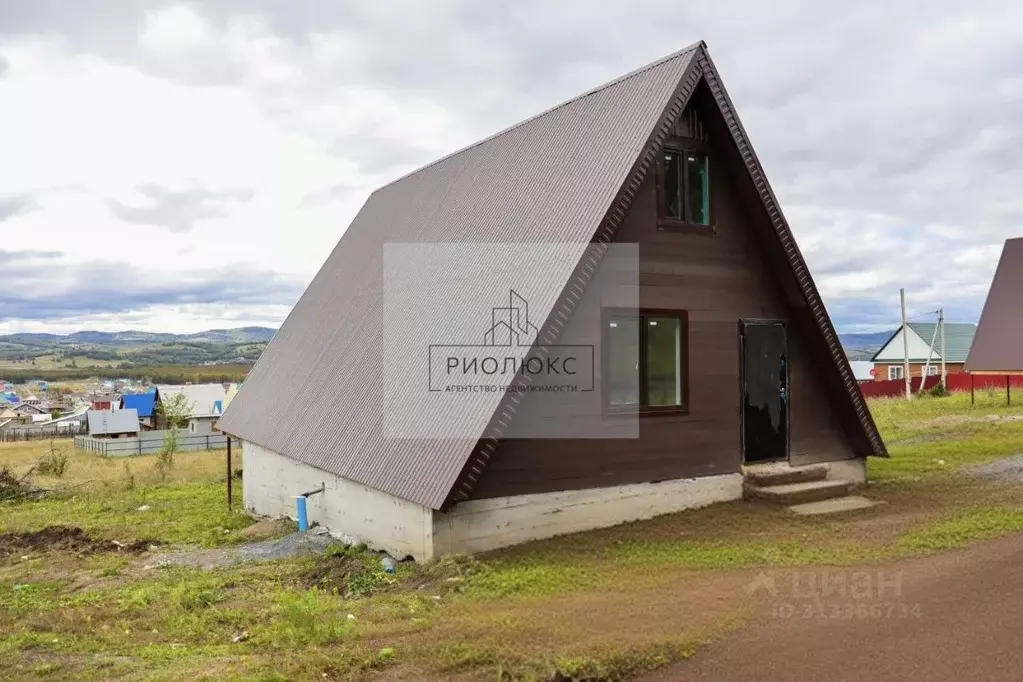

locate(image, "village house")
(91, 394), (117, 411)
(870, 322), (976, 381)
(119, 391), (157, 429)
(12, 401), (51, 421)
(154, 384), (232, 433)
(218, 42), (886, 561)
(87, 409), (140, 439)
(967, 238), (1023, 375)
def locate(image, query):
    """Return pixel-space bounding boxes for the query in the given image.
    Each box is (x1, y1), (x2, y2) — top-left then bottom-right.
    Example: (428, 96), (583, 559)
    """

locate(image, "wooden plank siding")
(470, 115), (856, 500)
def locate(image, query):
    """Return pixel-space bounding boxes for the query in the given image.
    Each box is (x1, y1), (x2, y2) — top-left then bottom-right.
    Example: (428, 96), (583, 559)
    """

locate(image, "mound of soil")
(0, 526), (159, 557)
(302, 554), (373, 594)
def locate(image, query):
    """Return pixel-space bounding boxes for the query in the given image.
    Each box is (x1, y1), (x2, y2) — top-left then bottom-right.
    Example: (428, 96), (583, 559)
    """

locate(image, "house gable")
(872, 325), (940, 363)
(220, 42), (885, 512)
(967, 238), (1023, 373)
(465, 85), (864, 500)
(450, 55), (885, 506)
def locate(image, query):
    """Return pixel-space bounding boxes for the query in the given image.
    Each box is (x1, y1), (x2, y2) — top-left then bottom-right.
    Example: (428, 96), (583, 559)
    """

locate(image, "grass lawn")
(1, 392), (1022, 681)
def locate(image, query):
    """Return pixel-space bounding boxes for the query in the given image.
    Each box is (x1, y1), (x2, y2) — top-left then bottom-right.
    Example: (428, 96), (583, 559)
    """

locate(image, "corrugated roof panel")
(907, 322), (976, 363)
(88, 408), (139, 435)
(156, 384), (232, 418)
(218, 44), (702, 509)
(120, 392), (157, 418)
(966, 238), (1023, 372)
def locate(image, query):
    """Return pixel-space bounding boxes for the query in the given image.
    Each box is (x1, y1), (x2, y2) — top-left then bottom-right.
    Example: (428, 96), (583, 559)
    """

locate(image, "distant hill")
(839, 330), (894, 361)
(0, 327), (276, 347)
(0, 327), (277, 368)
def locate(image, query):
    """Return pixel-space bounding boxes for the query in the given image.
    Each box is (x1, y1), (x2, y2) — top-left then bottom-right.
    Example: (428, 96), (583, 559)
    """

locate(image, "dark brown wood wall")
(469, 112), (858, 500)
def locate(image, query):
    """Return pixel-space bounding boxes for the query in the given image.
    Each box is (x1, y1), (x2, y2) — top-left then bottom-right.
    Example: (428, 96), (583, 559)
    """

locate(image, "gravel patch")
(966, 455), (1023, 484)
(146, 528), (335, 570)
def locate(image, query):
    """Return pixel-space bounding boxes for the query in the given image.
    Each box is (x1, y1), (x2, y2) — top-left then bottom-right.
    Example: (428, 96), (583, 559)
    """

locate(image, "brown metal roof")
(218, 43), (704, 509)
(966, 238), (1023, 372)
(219, 40), (886, 510)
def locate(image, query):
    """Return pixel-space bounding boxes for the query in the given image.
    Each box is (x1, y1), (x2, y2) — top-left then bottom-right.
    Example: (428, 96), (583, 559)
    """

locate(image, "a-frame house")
(218, 41), (886, 560)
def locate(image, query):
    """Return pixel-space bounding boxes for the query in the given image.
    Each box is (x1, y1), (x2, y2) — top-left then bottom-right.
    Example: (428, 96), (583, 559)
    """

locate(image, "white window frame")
(888, 365), (904, 380)
(926, 365), (938, 376)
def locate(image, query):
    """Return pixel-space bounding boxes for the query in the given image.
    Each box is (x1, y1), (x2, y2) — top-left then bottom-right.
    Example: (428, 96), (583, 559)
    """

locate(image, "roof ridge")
(373, 41), (706, 193)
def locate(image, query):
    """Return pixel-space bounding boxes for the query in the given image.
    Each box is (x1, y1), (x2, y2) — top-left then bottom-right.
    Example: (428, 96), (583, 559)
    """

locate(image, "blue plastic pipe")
(295, 496), (309, 532)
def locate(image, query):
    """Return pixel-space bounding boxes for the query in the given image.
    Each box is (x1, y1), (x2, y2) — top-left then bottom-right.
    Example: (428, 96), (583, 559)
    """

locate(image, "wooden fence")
(0, 425), (85, 442)
(74, 429), (228, 457)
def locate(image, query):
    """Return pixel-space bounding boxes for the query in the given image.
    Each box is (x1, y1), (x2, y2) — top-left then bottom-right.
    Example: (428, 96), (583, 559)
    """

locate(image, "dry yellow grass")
(0, 439), (240, 491)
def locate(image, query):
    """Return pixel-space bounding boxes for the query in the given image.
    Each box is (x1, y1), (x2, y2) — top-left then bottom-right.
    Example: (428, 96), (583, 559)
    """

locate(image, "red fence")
(860, 372), (1023, 399)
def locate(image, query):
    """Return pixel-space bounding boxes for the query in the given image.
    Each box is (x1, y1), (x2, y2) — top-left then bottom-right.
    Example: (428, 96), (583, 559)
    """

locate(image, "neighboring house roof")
(0, 408), (18, 419)
(871, 323), (976, 363)
(120, 392), (157, 418)
(14, 402), (48, 415)
(88, 408), (139, 435)
(967, 238), (1023, 372)
(156, 384), (231, 418)
(218, 41), (886, 511)
(39, 405), (91, 426)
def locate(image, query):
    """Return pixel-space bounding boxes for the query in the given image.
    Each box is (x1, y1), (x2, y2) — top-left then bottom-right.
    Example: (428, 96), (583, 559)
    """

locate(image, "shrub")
(123, 461), (135, 490)
(155, 430), (178, 481)
(36, 441), (69, 478)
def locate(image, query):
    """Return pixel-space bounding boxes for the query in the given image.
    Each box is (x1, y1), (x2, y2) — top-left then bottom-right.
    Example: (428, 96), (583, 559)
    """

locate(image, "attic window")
(657, 146), (711, 229)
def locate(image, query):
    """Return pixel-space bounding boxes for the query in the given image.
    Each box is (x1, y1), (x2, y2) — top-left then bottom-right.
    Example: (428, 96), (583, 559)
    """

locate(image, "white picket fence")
(74, 429), (228, 457)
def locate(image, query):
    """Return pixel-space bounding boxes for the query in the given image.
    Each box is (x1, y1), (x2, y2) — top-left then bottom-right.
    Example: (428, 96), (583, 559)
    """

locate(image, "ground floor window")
(604, 309), (689, 414)
(888, 365), (904, 380)
(927, 365), (938, 376)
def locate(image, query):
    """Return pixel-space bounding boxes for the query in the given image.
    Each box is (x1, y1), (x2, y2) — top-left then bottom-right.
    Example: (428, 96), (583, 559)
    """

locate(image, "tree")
(155, 392), (193, 430)
(154, 392), (194, 479)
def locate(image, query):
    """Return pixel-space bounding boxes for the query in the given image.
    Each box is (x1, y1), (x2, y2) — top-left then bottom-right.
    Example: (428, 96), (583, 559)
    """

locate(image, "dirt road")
(647, 532), (1023, 681)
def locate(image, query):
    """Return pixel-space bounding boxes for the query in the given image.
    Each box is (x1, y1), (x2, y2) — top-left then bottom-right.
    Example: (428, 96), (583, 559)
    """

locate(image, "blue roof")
(120, 392), (157, 417)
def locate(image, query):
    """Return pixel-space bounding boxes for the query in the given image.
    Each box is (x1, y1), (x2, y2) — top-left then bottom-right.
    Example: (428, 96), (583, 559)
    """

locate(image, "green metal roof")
(907, 322), (976, 362)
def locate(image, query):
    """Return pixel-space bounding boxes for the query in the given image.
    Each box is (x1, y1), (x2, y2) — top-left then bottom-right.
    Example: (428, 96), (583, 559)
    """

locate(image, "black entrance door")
(740, 321), (789, 463)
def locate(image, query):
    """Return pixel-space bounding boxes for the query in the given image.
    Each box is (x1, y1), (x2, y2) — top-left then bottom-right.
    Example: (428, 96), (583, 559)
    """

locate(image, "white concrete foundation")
(241, 442), (434, 560)
(432, 473), (744, 555)
(242, 442), (745, 560)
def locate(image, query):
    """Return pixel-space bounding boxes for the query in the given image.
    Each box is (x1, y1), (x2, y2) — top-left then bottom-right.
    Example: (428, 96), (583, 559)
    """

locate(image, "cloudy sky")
(1, 0), (1020, 335)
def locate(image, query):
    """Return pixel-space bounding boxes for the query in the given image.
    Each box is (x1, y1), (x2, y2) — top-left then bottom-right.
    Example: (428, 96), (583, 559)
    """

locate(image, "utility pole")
(918, 321), (939, 396)
(939, 308), (947, 387)
(901, 288), (911, 400)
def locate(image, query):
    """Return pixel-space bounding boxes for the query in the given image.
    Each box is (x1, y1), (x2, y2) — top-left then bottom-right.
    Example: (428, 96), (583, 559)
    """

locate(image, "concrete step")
(743, 463), (828, 487)
(743, 479), (853, 505)
(788, 496), (883, 516)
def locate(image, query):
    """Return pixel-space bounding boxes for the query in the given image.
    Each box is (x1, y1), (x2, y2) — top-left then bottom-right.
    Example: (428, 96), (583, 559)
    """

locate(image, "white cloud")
(1, 0), (1021, 335)
(139, 4), (214, 53)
